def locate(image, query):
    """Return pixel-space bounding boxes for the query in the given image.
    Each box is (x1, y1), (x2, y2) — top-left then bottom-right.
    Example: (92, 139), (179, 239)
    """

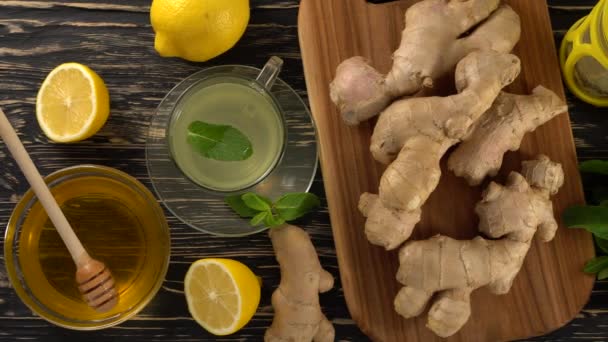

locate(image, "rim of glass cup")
(146, 63), (319, 237)
(166, 73), (288, 192)
(4, 165), (171, 330)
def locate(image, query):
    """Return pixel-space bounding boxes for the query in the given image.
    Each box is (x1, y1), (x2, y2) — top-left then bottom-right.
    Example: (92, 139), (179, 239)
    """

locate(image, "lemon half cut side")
(184, 258), (260, 336)
(36, 63), (110, 143)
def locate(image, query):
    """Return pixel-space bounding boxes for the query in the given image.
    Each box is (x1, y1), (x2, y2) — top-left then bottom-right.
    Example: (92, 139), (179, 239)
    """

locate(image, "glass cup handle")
(256, 56), (283, 90)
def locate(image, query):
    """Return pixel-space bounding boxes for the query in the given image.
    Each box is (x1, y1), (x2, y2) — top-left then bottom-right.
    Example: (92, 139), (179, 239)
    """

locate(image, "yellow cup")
(560, 0), (608, 107)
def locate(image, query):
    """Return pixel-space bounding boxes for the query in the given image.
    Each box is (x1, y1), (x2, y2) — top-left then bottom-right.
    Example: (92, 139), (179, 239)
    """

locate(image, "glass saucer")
(145, 59), (318, 236)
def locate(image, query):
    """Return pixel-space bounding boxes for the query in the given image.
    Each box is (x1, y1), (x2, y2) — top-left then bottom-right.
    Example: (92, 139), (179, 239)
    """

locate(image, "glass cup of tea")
(146, 57), (318, 236)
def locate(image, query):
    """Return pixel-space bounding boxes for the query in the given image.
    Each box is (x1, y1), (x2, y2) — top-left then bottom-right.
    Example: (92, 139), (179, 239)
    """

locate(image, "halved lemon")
(36, 63), (110, 142)
(184, 258), (260, 335)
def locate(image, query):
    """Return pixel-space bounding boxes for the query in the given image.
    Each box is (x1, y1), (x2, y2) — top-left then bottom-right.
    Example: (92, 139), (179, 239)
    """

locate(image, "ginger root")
(449, 86), (567, 185)
(327, 1), (566, 337)
(359, 192), (421, 250)
(394, 155), (564, 337)
(265, 224), (335, 342)
(359, 51), (521, 250)
(329, 1), (521, 125)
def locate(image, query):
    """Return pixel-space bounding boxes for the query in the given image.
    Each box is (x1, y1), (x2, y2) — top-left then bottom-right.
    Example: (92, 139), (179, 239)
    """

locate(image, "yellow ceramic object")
(150, 0), (250, 62)
(560, 0), (608, 107)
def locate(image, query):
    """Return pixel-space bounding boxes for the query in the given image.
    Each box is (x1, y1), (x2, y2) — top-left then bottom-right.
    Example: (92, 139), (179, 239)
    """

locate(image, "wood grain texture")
(298, 0), (596, 341)
(0, 0), (606, 341)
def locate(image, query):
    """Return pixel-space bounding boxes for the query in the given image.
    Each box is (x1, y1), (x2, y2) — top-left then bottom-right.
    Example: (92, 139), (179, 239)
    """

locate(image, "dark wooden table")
(0, 1), (606, 341)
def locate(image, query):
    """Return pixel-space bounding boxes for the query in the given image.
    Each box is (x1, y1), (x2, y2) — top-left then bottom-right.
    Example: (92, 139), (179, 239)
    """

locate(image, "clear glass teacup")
(146, 57), (318, 236)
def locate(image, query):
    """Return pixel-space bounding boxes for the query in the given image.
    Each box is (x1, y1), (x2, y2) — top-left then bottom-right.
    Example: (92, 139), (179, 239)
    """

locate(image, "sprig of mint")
(225, 192), (320, 228)
(564, 159), (608, 279)
(187, 121), (253, 161)
(580, 160), (608, 176)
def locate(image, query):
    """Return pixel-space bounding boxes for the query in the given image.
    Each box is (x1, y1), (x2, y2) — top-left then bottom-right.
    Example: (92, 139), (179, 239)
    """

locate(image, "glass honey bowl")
(4, 165), (171, 330)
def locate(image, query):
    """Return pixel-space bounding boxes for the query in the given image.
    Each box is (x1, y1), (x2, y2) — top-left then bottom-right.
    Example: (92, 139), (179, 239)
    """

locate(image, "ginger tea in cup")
(146, 56), (319, 236)
(168, 66), (285, 192)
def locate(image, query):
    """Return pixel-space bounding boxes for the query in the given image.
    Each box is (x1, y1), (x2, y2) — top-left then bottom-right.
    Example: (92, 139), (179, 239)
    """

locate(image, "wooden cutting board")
(298, 1), (595, 341)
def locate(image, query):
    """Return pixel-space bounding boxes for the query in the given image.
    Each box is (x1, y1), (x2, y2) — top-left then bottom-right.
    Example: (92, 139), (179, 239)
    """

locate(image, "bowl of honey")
(4, 165), (171, 330)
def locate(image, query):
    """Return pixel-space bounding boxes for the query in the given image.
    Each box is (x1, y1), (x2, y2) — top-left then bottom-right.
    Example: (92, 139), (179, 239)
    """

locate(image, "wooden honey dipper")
(0, 107), (118, 312)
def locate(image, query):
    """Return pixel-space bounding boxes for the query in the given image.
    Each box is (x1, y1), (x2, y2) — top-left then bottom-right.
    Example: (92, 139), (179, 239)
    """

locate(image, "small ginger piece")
(448, 86), (567, 185)
(394, 155), (564, 337)
(479, 155), (565, 244)
(329, 1), (521, 125)
(521, 155), (565, 198)
(359, 193), (421, 250)
(360, 51), (521, 250)
(265, 225), (335, 342)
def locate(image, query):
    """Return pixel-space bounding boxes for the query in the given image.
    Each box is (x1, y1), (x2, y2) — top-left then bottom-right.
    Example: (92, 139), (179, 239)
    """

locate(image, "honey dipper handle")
(0, 108), (88, 265)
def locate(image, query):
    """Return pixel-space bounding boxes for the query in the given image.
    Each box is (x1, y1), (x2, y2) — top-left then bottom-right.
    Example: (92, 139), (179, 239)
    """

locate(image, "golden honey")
(5, 165), (170, 329)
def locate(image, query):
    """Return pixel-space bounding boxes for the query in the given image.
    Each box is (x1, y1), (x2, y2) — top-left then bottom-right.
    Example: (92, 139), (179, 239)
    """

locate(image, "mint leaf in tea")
(170, 77), (284, 191)
(187, 121), (253, 161)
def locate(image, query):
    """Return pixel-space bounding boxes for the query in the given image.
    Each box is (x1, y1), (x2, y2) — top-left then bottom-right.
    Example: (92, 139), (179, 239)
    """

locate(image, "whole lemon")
(150, 0), (250, 62)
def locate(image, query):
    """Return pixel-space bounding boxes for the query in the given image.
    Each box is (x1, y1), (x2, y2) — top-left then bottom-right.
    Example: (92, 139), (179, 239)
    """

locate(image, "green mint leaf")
(596, 236), (608, 254)
(274, 193), (320, 221)
(584, 256), (608, 273)
(264, 214), (286, 228)
(187, 121), (253, 161)
(598, 267), (608, 280)
(580, 160), (608, 175)
(225, 195), (261, 218)
(250, 211), (268, 226)
(242, 193), (272, 212)
(563, 205), (608, 239)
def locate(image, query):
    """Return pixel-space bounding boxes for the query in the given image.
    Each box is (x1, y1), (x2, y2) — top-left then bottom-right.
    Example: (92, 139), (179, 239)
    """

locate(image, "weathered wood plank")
(0, 0), (606, 341)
